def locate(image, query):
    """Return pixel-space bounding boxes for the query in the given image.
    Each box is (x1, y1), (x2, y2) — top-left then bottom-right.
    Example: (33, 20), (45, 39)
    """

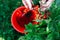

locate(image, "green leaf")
(39, 20), (47, 27)
(46, 33), (54, 40)
(46, 27), (51, 33)
(56, 0), (60, 6)
(18, 36), (25, 40)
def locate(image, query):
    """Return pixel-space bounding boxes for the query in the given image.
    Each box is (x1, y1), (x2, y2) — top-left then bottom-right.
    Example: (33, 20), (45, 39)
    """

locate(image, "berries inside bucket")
(11, 6), (39, 33)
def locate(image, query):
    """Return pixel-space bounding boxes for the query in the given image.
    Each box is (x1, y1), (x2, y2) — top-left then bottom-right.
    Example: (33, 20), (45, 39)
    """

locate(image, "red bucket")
(11, 6), (39, 34)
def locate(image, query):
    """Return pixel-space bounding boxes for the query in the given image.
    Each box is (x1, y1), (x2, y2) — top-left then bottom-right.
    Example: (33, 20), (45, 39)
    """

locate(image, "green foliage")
(0, 0), (60, 40)
(0, 0), (24, 40)
(19, 1), (60, 40)
(23, 23), (47, 40)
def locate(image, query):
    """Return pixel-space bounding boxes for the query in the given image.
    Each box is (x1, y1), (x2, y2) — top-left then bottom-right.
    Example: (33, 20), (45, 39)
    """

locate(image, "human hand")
(22, 0), (33, 10)
(39, 0), (54, 11)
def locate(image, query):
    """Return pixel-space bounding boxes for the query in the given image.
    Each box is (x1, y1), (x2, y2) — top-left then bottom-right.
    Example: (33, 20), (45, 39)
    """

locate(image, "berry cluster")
(11, 5), (50, 33)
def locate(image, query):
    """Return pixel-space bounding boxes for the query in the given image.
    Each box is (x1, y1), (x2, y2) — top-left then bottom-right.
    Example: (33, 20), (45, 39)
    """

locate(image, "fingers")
(40, 0), (54, 11)
(22, 0), (33, 10)
(45, 0), (54, 8)
(41, 0), (46, 4)
(22, 0), (28, 8)
(22, 0), (54, 11)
